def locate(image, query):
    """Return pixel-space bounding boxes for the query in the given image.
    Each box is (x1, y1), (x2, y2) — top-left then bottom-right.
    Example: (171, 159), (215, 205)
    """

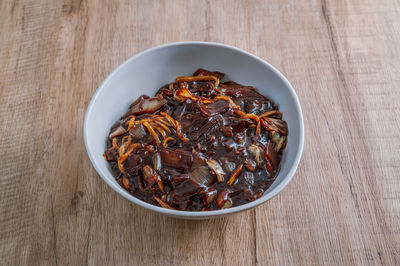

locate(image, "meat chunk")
(104, 147), (117, 161)
(122, 154), (141, 175)
(225, 87), (274, 115)
(198, 100), (231, 117)
(189, 115), (223, 141)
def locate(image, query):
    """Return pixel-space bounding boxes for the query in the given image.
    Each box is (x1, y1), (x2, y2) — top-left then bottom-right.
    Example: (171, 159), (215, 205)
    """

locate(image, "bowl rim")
(84, 41), (304, 218)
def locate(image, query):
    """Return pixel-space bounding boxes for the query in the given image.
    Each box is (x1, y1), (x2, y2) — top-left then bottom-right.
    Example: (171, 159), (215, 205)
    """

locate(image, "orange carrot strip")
(142, 121), (161, 145)
(157, 117), (172, 127)
(117, 143), (142, 173)
(242, 113), (259, 123)
(160, 112), (177, 128)
(256, 121), (261, 136)
(150, 122), (167, 138)
(175, 75), (220, 87)
(162, 137), (175, 148)
(153, 120), (171, 132)
(174, 87), (198, 102)
(112, 138), (119, 150)
(259, 110), (282, 119)
(145, 145), (154, 153)
(122, 176), (130, 189)
(160, 112), (189, 142)
(126, 116), (136, 130)
(227, 164), (243, 186)
(175, 121), (189, 142)
(153, 196), (175, 209)
(119, 136), (132, 156)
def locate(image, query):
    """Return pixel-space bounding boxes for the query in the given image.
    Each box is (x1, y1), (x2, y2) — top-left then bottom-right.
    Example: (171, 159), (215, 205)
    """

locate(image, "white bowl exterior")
(84, 42), (304, 219)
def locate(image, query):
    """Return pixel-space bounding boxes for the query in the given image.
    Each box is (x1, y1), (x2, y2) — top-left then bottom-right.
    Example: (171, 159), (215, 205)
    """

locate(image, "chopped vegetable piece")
(190, 166), (215, 186)
(109, 126), (126, 139)
(104, 69), (287, 211)
(122, 176), (130, 189)
(142, 165), (164, 192)
(176, 75), (220, 87)
(153, 196), (175, 209)
(216, 189), (232, 209)
(130, 97), (167, 115)
(160, 148), (193, 172)
(248, 144), (264, 166)
(227, 164), (243, 186)
(206, 159), (226, 183)
(104, 147), (117, 161)
(202, 187), (217, 205)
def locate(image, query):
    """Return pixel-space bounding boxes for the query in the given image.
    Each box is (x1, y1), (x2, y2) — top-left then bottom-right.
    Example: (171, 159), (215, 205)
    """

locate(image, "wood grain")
(0, 0), (399, 265)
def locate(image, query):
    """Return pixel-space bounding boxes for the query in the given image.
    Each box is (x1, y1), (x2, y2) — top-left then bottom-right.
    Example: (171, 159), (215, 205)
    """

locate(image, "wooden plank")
(253, 0), (400, 265)
(0, 0), (399, 265)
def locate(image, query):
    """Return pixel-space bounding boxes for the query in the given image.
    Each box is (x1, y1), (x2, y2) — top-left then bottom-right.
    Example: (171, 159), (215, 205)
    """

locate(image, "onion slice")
(206, 159), (226, 183)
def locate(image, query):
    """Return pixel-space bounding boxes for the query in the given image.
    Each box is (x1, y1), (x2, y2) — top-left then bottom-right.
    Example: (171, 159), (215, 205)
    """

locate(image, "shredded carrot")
(119, 136), (132, 156)
(212, 86), (222, 94)
(256, 121), (261, 136)
(127, 115), (136, 130)
(124, 115), (133, 125)
(121, 135), (130, 143)
(213, 95), (235, 105)
(175, 75), (220, 87)
(160, 112), (177, 128)
(157, 181), (165, 193)
(174, 86), (198, 102)
(112, 138), (119, 150)
(121, 143), (140, 159)
(214, 95), (261, 123)
(260, 118), (280, 133)
(175, 122), (189, 142)
(227, 164), (243, 186)
(259, 110), (282, 119)
(153, 120), (171, 132)
(150, 122), (167, 138)
(162, 137), (175, 148)
(173, 80), (217, 104)
(145, 145), (154, 153)
(122, 176), (130, 189)
(137, 118), (155, 124)
(215, 96), (246, 117)
(199, 97), (213, 104)
(156, 117), (172, 127)
(117, 143), (142, 173)
(160, 111), (189, 142)
(242, 113), (260, 123)
(153, 196), (175, 209)
(142, 121), (161, 145)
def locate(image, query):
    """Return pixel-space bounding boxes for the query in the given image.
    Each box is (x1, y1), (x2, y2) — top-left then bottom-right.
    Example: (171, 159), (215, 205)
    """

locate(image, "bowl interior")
(84, 42), (303, 218)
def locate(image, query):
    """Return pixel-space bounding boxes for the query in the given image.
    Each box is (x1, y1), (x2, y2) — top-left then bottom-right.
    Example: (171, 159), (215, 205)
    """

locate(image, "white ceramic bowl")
(84, 42), (304, 219)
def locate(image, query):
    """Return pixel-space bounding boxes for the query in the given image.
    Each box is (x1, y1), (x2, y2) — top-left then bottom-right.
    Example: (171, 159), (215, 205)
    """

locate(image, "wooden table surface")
(1, 0), (399, 265)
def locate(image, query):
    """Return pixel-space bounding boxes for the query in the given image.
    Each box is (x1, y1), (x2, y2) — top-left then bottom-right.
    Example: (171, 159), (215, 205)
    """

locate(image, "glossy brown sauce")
(104, 69), (288, 211)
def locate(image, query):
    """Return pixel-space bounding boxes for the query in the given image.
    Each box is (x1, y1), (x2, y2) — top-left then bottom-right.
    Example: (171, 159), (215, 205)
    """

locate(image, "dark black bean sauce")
(104, 69), (288, 211)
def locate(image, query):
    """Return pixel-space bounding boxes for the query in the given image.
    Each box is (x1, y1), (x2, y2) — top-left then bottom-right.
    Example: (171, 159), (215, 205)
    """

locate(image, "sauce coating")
(104, 69), (288, 211)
